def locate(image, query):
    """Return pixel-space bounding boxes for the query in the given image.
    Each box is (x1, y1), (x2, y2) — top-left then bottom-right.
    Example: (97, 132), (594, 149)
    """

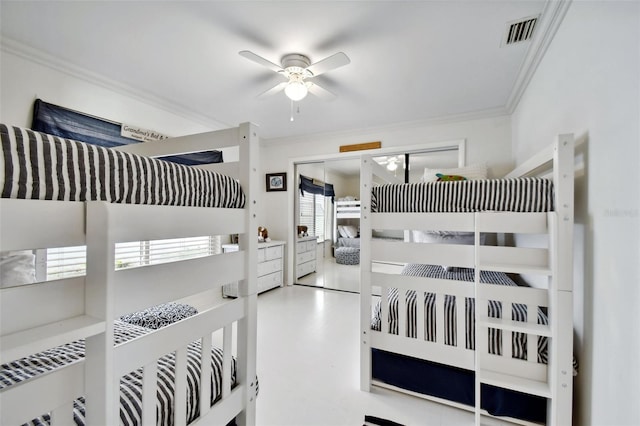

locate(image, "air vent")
(502, 15), (538, 46)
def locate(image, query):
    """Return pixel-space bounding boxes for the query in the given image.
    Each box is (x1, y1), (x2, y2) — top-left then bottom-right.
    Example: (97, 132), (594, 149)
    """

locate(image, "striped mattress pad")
(371, 264), (549, 363)
(371, 178), (553, 213)
(0, 124), (245, 208)
(0, 320), (236, 426)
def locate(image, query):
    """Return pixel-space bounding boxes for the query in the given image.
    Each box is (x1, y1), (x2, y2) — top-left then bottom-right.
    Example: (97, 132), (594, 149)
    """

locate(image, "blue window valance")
(299, 175), (335, 201)
(31, 99), (222, 165)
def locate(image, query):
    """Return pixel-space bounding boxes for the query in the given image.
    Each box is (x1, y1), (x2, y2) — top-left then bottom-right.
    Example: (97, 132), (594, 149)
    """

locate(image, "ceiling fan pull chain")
(290, 99), (294, 122)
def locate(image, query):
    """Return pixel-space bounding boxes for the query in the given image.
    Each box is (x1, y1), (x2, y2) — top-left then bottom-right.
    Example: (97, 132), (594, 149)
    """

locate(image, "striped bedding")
(371, 178), (553, 213)
(371, 264), (548, 363)
(0, 124), (245, 208)
(0, 320), (235, 426)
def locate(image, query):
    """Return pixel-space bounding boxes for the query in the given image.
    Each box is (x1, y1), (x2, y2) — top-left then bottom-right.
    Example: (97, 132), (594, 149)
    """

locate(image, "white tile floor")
(296, 257), (406, 294)
(296, 257), (361, 292)
(254, 285), (511, 426)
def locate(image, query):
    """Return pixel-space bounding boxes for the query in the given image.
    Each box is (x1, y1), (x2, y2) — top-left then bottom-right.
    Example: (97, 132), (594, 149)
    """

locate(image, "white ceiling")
(0, 1), (548, 141)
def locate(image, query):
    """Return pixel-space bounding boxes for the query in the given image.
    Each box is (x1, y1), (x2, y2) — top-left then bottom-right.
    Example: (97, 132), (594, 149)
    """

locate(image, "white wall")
(511, 2), (640, 425)
(1, 49), (216, 136)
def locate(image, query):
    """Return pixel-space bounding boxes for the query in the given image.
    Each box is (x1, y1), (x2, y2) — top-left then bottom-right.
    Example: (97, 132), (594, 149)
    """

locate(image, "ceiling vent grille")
(503, 15), (538, 46)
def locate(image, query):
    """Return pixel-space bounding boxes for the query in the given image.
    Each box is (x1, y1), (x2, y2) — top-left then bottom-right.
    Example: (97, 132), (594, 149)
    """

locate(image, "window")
(299, 191), (326, 241)
(44, 236), (222, 281)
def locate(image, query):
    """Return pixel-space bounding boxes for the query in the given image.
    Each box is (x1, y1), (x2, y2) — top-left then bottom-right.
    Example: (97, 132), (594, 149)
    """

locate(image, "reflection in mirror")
(373, 149), (460, 184)
(295, 162), (326, 288)
(0, 250), (37, 288)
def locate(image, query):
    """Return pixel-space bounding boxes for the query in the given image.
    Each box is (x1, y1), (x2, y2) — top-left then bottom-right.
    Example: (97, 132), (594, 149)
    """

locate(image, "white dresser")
(295, 236), (317, 279)
(222, 240), (285, 297)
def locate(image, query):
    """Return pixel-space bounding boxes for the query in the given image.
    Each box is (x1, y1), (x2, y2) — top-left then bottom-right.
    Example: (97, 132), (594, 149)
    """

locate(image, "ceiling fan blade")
(307, 81), (337, 101)
(306, 52), (350, 77)
(257, 81), (287, 99)
(239, 50), (283, 73)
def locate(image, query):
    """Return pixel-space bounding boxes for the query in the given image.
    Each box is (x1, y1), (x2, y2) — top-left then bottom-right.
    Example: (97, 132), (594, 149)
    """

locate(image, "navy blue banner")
(31, 99), (222, 165)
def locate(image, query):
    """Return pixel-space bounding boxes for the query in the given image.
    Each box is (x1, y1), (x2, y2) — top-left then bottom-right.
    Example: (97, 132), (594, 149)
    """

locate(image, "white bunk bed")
(333, 199), (361, 245)
(0, 123), (259, 425)
(359, 135), (575, 425)
(334, 200), (361, 265)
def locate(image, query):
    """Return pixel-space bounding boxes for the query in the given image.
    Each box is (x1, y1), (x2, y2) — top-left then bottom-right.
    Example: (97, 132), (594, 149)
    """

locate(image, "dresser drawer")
(296, 241), (308, 253)
(257, 270), (282, 293)
(305, 240), (316, 252)
(296, 260), (316, 278)
(297, 250), (315, 264)
(264, 244), (283, 261)
(257, 258), (282, 277)
(257, 247), (266, 262)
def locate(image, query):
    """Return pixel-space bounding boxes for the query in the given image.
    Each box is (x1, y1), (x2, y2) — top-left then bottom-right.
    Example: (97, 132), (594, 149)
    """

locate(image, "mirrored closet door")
(293, 148), (460, 293)
(294, 159), (361, 293)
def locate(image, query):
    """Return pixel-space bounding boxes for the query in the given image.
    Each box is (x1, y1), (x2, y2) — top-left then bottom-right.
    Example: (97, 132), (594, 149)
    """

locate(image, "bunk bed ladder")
(473, 212), (554, 426)
(473, 134), (574, 426)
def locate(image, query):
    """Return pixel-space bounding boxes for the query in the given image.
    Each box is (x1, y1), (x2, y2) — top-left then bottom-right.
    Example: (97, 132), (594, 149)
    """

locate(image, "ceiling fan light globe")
(285, 81), (308, 101)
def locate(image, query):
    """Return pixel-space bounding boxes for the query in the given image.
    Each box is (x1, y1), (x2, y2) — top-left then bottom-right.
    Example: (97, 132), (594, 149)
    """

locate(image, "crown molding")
(0, 37), (230, 131)
(264, 106), (509, 146)
(505, 0), (572, 114)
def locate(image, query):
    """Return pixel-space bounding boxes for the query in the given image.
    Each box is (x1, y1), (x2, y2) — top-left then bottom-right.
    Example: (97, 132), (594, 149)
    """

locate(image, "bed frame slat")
(371, 212), (474, 233)
(97, 203), (246, 243)
(0, 361), (84, 426)
(478, 246), (550, 275)
(199, 333), (213, 419)
(370, 332), (474, 370)
(476, 212), (548, 234)
(174, 345), (188, 426)
(1, 277), (85, 336)
(1, 314), (105, 364)
(114, 127), (241, 156)
(371, 239), (474, 268)
(142, 360), (158, 426)
(0, 199), (85, 251)
(222, 324), (233, 399)
(50, 401), (73, 426)
(381, 286), (389, 335)
(113, 251), (244, 316)
(416, 289), (425, 341)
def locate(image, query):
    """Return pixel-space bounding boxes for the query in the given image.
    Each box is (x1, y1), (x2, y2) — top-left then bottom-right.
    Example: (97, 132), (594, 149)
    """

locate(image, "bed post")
(548, 134), (574, 426)
(85, 201), (117, 425)
(359, 155), (373, 391)
(236, 122), (259, 426)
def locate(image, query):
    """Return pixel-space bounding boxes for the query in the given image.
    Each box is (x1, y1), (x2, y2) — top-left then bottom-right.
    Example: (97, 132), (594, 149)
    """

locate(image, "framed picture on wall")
(266, 173), (287, 192)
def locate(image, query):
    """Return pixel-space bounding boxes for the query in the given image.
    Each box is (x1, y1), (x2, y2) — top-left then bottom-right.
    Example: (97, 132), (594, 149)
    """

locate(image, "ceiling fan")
(239, 50), (350, 101)
(374, 155), (406, 172)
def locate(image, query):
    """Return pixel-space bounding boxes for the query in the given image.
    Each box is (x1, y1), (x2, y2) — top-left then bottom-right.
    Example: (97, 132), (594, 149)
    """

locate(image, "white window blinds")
(299, 192), (326, 241)
(45, 236), (222, 280)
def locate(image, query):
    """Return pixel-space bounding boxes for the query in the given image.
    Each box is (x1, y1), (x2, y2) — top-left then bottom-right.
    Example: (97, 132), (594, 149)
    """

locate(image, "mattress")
(371, 178), (553, 213)
(0, 124), (245, 208)
(0, 320), (235, 426)
(371, 264), (548, 363)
